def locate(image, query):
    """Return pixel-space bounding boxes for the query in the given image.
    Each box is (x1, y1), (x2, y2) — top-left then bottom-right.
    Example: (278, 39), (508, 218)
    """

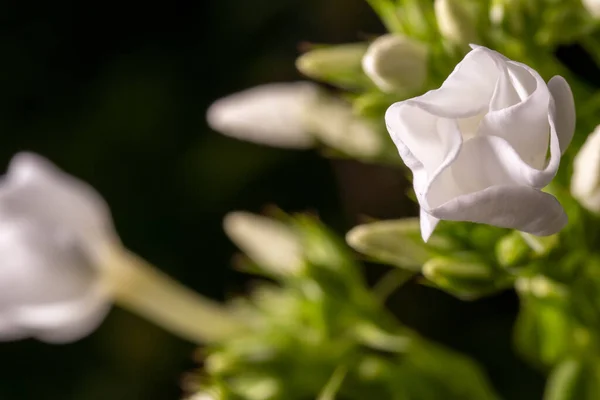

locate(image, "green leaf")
(514, 298), (571, 368)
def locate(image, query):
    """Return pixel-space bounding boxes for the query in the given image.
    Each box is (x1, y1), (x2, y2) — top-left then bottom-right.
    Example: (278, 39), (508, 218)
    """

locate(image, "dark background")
(0, 1), (543, 399)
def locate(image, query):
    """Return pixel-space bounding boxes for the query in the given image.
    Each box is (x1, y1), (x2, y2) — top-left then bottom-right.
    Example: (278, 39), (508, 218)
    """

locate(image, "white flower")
(385, 45), (576, 241)
(572, 125), (600, 213)
(362, 34), (429, 94)
(0, 153), (116, 342)
(0, 153), (242, 343)
(223, 211), (303, 275)
(583, 0), (600, 18)
(206, 82), (319, 149)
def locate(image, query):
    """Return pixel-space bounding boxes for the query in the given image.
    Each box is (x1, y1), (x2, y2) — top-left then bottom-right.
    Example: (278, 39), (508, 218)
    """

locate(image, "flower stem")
(365, 0), (404, 34)
(103, 246), (245, 344)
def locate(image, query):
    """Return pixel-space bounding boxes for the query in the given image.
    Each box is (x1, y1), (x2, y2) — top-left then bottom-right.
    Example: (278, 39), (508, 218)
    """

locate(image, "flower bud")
(346, 218), (446, 270)
(583, 0), (600, 18)
(422, 255), (506, 300)
(361, 34), (428, 94)
(296, 43), (371, 89)
(223, 212), (304, 276)
(434, 0), (479, 46)
(571, 125), (600, 214)
(206, 82), (319, 149)
(306, 95), (385, 160)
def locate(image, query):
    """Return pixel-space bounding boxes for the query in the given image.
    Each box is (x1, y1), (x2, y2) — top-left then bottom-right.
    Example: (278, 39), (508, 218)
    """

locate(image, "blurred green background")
(0, 1), (544, 399)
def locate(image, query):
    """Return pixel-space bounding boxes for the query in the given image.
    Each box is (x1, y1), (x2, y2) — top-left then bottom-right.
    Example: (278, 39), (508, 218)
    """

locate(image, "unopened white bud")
(223, 212), (304, 275)
(572, 125), (600, 214)
(583, 0), (600, 18)
(206, 82), (319, 149)
(362, 34), (428, 94)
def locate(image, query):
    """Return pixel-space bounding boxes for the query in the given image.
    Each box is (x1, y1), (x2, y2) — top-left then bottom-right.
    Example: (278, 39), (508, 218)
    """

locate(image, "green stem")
(103, 246), (246, 344)
(317, 364), (348, 400)
(365, 0), (404, 34)
(373, 268), (417, 302)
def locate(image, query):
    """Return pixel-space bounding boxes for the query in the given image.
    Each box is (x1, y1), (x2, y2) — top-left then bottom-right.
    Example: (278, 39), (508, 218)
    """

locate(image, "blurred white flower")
(362, 34), (428, 93)
(583, 0), (600, 18)
(434, 0), (479, 46)
(0, 153), (116, 342)
(385, 45), (575, 241)
(206, 82), (319, 149)
(223, 211), (303, 275)
(572, 125), (600, 213)
(0, 153), (242, 343)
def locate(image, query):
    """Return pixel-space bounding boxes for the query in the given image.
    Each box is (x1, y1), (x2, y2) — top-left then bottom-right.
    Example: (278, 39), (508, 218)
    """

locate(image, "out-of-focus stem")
(365, 0), (404, 34)
(102, 246), (245, 344)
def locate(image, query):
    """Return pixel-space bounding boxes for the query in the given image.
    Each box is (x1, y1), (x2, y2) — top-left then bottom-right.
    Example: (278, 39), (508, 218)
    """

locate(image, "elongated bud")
(362, 34), (428, 94)
(306, 95), (385, 160)
(571, 125), (600, 214)
(422, 255), (507, 300)
(296, 43), (371, 89)
(223, 212), (304, 276)
(583, 0), (600, 18)
(206, 82), (319, 149)
(346, 218), (446, 270)
(434, 0), (479, 46)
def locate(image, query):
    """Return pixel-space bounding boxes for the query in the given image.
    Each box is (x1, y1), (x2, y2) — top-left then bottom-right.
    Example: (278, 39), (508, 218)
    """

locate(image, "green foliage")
(196, 214), (499, 399)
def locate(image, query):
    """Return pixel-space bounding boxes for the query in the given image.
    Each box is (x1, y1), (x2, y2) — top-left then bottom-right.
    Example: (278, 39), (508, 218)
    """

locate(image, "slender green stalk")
(317, 364), (348, 400)
(365, 0), (404, 34)
(103, 246), (246, 344)
(373, 268), (417, 302)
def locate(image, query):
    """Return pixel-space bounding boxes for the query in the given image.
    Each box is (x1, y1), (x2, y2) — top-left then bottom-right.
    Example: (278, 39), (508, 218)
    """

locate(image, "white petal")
(0, 218), (111, 342)
(428, 185), (567, 236)
(548, 76), (576, 154)
(420, 209), (440, 242)
(1, 152), (117, 255)
(206, 82), (318, 149)
(15, 282), (111, 343)
(425, 135), (519, 209)
(479, 61), (555, 178)
(408, 47), (501, 118)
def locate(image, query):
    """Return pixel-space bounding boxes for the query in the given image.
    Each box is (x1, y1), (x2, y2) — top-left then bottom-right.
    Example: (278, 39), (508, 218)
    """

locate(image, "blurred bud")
(583, 0), (600, 18)
(296, 43), (371, 89)
(223, 212), (304, 276)
(434, 0), (479, 46)
(362, 34), (428, 94)
(206, 82), (319, 149)
(571, 125), (600, 214)
(307, 95), (385, 160)
(422, 255), (506, 300)
(229, 376), (281, 400)
(495, 231), (531, 268)
(346, 218), (449, 271)
(489, 0), (505, 25)
(515, 275), (568, 301)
